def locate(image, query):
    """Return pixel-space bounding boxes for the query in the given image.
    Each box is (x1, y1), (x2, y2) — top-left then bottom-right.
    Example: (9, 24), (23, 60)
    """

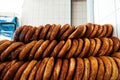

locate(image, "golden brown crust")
(88, 56), (98, 80)
(106, 38), (113, 55)
(20, 60), (37, 80)
(51, 59), (62, 80)
(82, 58), (90, 80)
(3, 61), (23, 80)
(79, 38), (90, 57)
(35, 58), (49, 80)
(100, 56), (112, 80)
(98, 38), (109, 56)
(78, 25), (87, 37)
(0, 61), (9, 72)
(34, 40), (50, 59)
(105, 24), (113, 37)
(14, 62), (29, 80)
(43, 57), (54, 80)
(28, 40), (44, 60)
(19, 41), (37, 60)
(95, 25), (103, 37)
(46, 24), (54, 40)
(96, 57), (105, 80)
(1, 42), (24, 61)
(0, 40), (8, 45)
(42, 40), (57, 58)
(59, 59), (69, 80)
(50, 24), (60, 40)
(58, 39), (72, 58)
(111, 52), (120, 59)
(66, 39), (78, 59)
(66, 58), (76, 80)
(73, 58), (84, 80)
(74, 39), (83, 57)
(60, 26), (75, 40)
(51, 40), (65, 57)
(85, 23), (94, 37)
(98, 25), (107, 38)
(39, 24), (50, 39)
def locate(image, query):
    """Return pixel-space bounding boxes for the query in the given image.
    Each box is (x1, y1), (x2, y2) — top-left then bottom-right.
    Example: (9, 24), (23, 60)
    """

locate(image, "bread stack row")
(14, 23), (113, 43)
(0, 53), (120, 80)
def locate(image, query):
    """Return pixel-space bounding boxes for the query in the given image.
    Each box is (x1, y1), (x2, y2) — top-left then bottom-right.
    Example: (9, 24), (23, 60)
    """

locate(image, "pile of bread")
(0, 23), (120, 80)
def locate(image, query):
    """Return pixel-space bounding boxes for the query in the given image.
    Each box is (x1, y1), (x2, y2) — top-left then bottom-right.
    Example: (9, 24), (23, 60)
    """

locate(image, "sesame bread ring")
(105, 24), (113, 37)
(73, 58), (84, 80)
(43, 57), (54, 80)
(108, 56), (118, 80)
(66, 39), (78, 59)
(92, 38), (101, 56)
(85, 23), (94, 37)
(111, 37), (120, 52)
(1, 42), (23, 61)
(100, 56), (112, 80)
(14, 62), (29, 80)
(51, 40), (65, 57)
(74, 39), (83, 57)
(98, 25), (107, 38)
(28, 60), (41, 80)
(82, 58), (90, 80)
(19, 41), (37, 60)
(60, 26), (75, 40)
(111, 52), (120, 59)
(66, 58), (76, 80)
(46, 24), (54, 40)
(78, 25), (87, 37)
(51, 59), (62, 80)
(20, 60), (37, 80)
(35, 58), (49, 80)
(0, 40), (8, 45)
(3, 61), (23, 80)
(34, 40), (50, 60)
(39, 24), (50, 39)
(42, 40), (57, 58)
(88, 56), (98, 80)
(98, 38), (109, 56)
(106, 38), (113, 55)
(96, 57), (105, 80)
(28, 40), (44, 60)
(58, 24), (70, 38)
(58, 39), (72, 58)
(95, 24), (103, 37)
(50, 24), (60, 40)
(79, 38), (90, 57)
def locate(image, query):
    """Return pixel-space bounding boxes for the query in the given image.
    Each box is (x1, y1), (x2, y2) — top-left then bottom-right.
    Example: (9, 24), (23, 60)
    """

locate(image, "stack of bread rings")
(0, 23), (120, 80)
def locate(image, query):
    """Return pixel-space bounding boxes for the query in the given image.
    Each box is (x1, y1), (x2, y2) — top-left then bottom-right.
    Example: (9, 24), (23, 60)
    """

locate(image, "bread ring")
(1, 42), (24, 61)
(88, 56), (98, 80)
(105, 24), (113, 37)
(100, 56), (112, 80)
(42, 40), (57, 58)
(3, 61), (23, 80)
(28, 40), (44, 60)
(82, 58), (90, 80)
(98, 38), (109, 56)
(111, 37), (120, 52)
(74, 39), (83, 57)
(111, 52), (120, 59)
(19, 41), (37, 60)
(51, 40), (65, 57)
(85, 23), (94, 37)
(73, 58), (84, 80)
(46, 24), (54, 39)
(0, 61), (9, 72)
(98, 25), (107, 38)
(66, 58), (76, 80)
(51, 59), (62, 80)
(50, 24), (60, 40)
(59, 59), (69, 80)
(68, 25), (84, 39)
(106, 38), (113, 55)
(28, 60), (41, 80)
(66, 39), (78, 59)
(58, 24), (70, 38)
(14, 62), (29, 80)
(43, 57), (54, 80)
(88, 39), (96, 56)
(108, 56), (118, 80)
(39, 24), (50, 39)
(35, 58), (49, 80)
(58, 39), (72, 58)
(34, 40), (50, 60)
(79, 38), (90, 57)
(92, 38), (101, 56)
(96, 57), (105, 80)
(0, 40), (8, 45)
(60, 26), (75, 40)
(96, 25), (103, 37)
(78, 25), (87, 37)
(20, 60), (37, 80)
